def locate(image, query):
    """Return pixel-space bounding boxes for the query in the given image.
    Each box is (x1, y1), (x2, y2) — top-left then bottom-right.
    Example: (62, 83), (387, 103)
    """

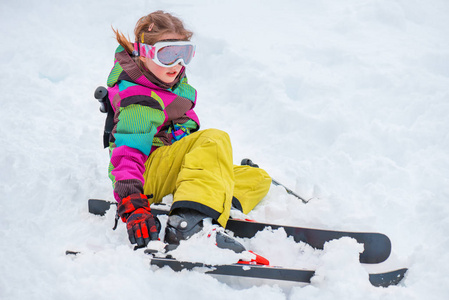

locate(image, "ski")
(65, 250), (407, 287)
(88, 199), (391, 264)
(149, 257), (407, 288)
(223, 218), (390, 264)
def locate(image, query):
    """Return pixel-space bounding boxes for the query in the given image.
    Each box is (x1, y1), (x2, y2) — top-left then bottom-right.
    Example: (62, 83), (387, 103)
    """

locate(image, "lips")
(166, 71), (178, 77)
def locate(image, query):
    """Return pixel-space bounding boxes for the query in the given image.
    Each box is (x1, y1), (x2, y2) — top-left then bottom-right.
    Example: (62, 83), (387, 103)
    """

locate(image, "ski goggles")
(135, 41), (196, 68)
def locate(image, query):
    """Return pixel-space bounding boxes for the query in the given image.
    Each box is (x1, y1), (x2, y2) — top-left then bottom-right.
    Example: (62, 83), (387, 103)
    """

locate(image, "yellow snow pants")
(142, 129), (271, 227)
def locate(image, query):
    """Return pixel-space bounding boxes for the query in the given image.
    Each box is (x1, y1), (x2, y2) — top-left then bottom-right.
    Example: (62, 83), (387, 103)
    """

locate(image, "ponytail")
(112, 26), (134, 55)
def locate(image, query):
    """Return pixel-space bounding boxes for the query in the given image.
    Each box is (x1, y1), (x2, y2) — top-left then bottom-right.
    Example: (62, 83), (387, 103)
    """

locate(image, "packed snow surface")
(1, 0), (448, 299)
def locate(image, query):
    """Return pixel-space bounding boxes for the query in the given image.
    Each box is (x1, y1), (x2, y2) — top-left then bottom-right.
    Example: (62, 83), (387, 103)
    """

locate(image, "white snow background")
(1, 0), (448, 299)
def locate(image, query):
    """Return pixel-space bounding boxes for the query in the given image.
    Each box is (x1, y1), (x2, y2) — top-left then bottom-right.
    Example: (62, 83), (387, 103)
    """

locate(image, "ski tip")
(369, 268), (408, 287)
(88, 199), (115, 216)
(359, 233), (392, 264)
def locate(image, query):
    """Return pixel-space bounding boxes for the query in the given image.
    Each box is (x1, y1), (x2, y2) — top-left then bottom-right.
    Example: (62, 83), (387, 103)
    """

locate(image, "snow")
(1, 0), (448, 299)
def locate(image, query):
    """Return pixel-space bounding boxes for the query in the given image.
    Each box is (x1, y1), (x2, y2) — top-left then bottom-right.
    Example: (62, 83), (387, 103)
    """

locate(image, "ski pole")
(241, 158), (311, 204)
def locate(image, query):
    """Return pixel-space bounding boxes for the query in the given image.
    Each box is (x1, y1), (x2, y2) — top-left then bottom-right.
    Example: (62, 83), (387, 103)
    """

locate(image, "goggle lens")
(157, 44), (195, 66)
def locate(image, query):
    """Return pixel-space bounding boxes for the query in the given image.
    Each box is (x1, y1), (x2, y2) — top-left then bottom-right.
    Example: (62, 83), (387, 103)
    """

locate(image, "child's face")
(142, 33), (186, 84)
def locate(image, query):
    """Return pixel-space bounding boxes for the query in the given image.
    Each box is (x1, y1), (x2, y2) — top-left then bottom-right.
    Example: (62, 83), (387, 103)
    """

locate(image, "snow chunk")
(312, 237), (371, 290)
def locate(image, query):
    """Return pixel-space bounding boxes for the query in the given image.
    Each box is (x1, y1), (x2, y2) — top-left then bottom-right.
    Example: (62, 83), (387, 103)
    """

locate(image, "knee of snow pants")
(232, 165), (271, 214)
(142, 128), (270, 227)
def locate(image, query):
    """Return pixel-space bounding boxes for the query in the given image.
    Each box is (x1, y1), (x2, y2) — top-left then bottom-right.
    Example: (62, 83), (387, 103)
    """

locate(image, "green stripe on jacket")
(114, 104), (165, 155)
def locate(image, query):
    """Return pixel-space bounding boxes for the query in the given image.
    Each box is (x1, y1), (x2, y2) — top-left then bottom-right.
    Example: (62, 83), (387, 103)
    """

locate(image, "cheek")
(174, 64), (183, 72)
(145, 58), (163, 74)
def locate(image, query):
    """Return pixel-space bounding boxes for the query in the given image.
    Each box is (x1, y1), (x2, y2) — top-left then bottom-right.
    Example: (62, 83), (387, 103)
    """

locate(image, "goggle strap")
(134, 43), (156, 59)
(132, 42), (140, 57)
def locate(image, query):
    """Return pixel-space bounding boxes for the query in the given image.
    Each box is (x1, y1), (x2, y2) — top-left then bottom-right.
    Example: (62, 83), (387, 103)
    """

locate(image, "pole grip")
(94, 86), (108, 113)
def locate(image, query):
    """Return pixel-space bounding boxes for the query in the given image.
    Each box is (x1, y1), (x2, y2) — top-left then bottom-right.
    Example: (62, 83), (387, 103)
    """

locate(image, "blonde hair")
(113, 11), (193, 55)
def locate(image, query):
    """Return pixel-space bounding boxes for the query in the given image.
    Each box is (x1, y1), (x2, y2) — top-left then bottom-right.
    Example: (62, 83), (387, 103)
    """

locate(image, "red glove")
(117, 193), (160, 248)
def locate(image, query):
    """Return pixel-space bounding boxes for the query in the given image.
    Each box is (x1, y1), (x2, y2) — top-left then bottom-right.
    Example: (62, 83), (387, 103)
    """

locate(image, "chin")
(161, 77), (174, 83)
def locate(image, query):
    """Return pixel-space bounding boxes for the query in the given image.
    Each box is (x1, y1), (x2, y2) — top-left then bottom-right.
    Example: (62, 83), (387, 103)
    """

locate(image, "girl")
(106, 11), (271, 251)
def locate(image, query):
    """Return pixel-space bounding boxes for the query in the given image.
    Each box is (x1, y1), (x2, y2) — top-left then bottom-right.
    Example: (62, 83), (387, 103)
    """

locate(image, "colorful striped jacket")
(106, 45), (200, 202)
